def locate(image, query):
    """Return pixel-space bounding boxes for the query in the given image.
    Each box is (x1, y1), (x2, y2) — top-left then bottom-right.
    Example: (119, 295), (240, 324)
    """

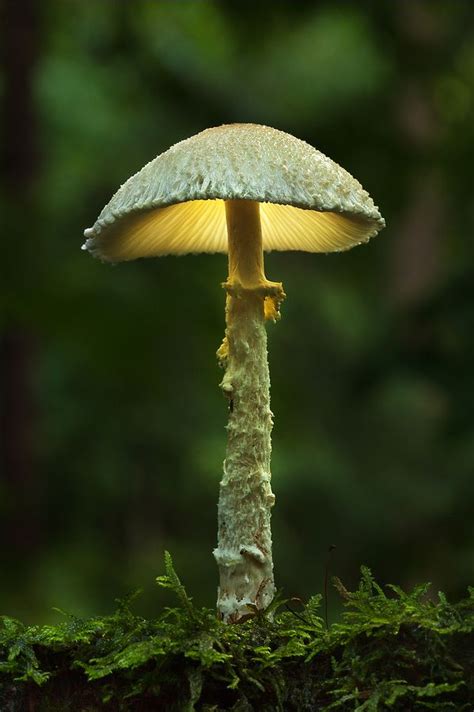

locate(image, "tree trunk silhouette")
(0, 0), (42, 556)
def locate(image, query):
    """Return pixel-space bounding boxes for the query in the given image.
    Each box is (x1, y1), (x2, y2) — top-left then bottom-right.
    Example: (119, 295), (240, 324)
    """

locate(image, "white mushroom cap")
(83, 123), (385, 262)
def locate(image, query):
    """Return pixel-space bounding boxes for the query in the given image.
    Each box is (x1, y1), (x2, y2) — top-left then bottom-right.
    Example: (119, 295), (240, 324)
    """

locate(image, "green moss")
(1, 555), (472, 710)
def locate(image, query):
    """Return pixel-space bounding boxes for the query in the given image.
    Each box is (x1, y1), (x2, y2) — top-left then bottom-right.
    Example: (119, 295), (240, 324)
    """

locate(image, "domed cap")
(83, 123), (385, 262)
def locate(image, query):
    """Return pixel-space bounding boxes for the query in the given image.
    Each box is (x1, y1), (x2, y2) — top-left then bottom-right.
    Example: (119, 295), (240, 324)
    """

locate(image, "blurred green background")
(1, 0), (473, 624)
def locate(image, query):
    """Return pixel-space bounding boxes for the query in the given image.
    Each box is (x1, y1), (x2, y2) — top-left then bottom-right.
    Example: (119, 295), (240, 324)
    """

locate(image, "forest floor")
(1, 554), (473, 711)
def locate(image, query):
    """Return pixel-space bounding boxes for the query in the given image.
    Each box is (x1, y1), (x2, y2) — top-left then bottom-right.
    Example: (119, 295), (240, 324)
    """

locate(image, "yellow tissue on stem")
(217, 200), (285, 365)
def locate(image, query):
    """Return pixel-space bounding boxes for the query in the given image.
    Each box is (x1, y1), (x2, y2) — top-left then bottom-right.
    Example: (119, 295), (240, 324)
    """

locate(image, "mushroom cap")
(83, 123), (385, 262)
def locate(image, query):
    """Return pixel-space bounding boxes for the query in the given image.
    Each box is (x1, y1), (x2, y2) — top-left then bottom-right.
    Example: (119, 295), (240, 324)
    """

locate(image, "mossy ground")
(1, 554), (473, 711)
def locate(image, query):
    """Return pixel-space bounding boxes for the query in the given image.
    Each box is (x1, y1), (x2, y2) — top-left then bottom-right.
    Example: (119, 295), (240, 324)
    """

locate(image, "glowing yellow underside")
(94, 199), (376, 262)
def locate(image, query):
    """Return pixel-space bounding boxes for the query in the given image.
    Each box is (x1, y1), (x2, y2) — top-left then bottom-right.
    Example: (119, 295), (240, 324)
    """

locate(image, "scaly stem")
(213, 200), (285, 623)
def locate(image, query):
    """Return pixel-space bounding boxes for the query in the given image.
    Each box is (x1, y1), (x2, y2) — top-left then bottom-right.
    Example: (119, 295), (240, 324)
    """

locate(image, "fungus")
(83, 123), (385, 623)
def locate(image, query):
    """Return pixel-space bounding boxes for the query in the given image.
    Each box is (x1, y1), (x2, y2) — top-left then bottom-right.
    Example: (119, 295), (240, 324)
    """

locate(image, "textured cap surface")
(83, 123), (385, 262)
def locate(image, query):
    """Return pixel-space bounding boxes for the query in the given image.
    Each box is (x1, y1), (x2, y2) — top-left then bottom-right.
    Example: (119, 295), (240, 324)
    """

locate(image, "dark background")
(1, 0), (473, 624)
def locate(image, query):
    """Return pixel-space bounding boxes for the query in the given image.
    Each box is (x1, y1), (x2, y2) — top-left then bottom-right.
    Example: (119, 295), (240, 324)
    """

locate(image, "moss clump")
(1, 553), (473, 711)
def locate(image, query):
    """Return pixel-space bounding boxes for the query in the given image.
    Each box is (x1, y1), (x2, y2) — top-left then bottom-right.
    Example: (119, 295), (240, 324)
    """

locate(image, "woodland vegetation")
(1, 0), (474, 708)
(1, 556), (473, 710)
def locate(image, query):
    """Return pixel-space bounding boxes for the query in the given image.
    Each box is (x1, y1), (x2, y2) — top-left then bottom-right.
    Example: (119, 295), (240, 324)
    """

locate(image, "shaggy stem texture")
(213, 201), (284, 623)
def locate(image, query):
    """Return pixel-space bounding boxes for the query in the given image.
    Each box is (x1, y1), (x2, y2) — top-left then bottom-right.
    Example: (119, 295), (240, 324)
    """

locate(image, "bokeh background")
(1, 0), (474, 624)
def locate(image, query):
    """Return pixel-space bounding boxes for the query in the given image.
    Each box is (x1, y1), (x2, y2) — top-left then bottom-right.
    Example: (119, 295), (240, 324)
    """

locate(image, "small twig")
(28, 689), (36, 712)
(285, 597), (310, 625)
(324, 544), (337, 630)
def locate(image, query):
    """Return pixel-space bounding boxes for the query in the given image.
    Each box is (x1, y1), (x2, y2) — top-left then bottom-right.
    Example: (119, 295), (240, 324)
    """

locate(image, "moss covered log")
(1, 555), (473, 711)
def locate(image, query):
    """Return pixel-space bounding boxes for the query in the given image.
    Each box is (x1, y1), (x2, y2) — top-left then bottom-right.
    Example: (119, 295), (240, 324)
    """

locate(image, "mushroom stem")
(213, 200), (284, 623)
(226, 199), (266, 290)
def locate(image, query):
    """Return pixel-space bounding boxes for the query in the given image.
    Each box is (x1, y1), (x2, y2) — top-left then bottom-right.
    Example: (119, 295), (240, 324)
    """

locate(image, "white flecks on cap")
(83, 123), (385, 262)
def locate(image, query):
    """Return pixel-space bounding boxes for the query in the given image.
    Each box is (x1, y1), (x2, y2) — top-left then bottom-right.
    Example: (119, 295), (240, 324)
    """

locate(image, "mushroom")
(83, 123), (385, 623)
